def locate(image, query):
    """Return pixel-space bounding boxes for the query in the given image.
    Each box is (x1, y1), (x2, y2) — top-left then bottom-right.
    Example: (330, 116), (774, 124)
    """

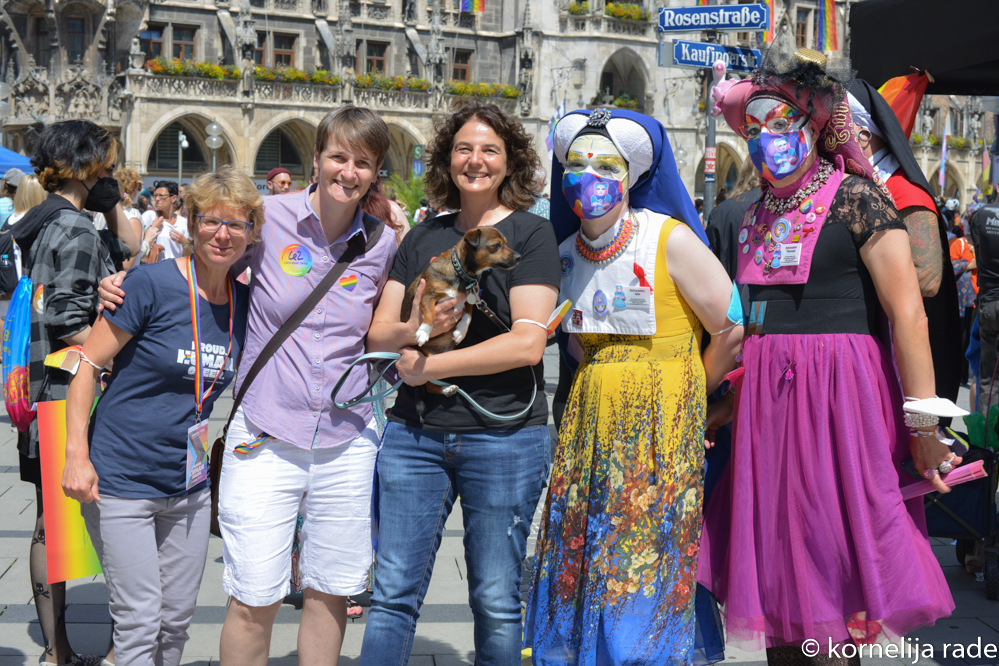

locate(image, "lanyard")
(186, 254), (235, 423)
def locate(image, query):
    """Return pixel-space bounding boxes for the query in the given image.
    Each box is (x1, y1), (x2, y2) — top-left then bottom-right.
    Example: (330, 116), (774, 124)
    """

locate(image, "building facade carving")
(0, 0), (990, 204)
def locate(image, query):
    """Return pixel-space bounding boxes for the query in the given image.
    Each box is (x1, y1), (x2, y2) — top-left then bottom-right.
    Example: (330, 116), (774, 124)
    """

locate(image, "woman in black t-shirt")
(362, 101), (559, 665)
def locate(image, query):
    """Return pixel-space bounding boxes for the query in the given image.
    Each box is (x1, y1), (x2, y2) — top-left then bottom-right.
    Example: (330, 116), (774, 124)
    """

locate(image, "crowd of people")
(2, 32), (982, 666)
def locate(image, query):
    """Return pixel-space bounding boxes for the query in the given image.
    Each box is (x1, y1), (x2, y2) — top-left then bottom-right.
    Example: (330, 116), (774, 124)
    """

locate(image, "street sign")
(658, 4), (769, 33)
(659, 40), (762, 72)
(413, 145), (425, 160)
(413, 160), (425, 177)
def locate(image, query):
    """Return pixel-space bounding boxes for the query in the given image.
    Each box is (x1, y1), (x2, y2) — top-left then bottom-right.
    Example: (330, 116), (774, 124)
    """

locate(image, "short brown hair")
(314, 106), (390, 167)
(184, 166), (265, 242)
(33, 120), (118, 192)
(424, 100), (541, 212)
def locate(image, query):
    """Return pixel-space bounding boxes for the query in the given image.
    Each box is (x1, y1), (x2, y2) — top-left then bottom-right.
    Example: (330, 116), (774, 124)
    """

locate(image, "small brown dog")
(401, 227), (521, 356)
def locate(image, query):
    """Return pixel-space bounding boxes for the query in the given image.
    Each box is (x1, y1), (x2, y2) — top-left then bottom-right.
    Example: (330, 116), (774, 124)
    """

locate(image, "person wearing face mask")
(362, 100), (559, 666)
(14, 119), (139, 666)
(698, 42), (961, 664)
(525, 108), (743, 664)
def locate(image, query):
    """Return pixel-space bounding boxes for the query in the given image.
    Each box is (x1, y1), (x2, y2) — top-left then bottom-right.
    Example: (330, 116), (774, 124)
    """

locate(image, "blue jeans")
(360, 421), (551, 666)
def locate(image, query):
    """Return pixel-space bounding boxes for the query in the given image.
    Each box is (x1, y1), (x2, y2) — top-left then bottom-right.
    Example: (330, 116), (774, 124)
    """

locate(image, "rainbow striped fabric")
(816, 0), (838, 51)
(233, 433), (274, 454)
(38, 400), (103, 584)
(460, 0), (484, 12)
(878, 72), (930, 139)
(760, 0), (775, 43)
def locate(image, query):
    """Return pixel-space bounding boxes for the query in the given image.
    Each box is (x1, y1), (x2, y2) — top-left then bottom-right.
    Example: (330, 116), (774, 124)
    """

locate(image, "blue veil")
(549, 109), (710, 248)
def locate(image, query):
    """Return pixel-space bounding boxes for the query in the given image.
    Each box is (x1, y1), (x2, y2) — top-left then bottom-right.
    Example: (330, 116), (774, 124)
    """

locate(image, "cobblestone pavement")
(0, 348), (993, 665)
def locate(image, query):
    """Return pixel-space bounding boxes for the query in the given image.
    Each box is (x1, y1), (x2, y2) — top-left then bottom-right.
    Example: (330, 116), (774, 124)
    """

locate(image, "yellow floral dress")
(526, 218), (707, 665)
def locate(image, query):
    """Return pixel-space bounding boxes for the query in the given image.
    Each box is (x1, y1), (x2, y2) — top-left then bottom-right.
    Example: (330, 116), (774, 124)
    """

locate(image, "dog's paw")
(415, 323), (432, 346)
(452, 328), (464, 343)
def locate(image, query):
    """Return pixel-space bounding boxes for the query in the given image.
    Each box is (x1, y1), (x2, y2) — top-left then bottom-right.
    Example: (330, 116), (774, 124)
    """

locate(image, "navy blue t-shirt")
(89, 260), (249, 498)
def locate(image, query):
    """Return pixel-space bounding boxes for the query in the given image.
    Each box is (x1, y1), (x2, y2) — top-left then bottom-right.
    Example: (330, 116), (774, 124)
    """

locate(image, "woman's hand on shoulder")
(97, 270), (127, 313)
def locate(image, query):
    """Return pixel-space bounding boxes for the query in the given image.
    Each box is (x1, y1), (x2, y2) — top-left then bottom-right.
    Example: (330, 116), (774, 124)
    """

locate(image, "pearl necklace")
(576, 209), (640, 265)
(762, 158), (834, 214)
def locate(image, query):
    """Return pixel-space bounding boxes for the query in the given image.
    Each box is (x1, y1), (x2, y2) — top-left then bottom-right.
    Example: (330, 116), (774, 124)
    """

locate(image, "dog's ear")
(462, 228), (483, 249)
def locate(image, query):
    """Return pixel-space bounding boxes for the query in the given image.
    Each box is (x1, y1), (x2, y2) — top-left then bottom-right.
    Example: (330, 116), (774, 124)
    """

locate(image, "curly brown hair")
(424, 100), (541, 212)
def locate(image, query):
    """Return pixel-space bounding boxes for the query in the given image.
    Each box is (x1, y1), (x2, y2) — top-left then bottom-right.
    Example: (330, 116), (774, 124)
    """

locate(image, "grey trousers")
(979, 299), (999, 416)
(82, 488), (210, 666)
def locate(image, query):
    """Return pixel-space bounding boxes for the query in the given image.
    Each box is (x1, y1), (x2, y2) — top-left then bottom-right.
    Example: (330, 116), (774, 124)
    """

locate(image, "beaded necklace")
(576, 209), (639, 265)
(762, 158), (834, 214)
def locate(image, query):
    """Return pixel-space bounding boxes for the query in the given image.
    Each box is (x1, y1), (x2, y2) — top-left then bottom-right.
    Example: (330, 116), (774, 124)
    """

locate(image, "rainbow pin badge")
(279, 245), (313, 277)
(340, 274), (358, 292)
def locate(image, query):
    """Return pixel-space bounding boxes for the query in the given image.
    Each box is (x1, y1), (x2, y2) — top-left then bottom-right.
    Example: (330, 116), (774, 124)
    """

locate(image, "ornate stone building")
(0, 0), (992, 202)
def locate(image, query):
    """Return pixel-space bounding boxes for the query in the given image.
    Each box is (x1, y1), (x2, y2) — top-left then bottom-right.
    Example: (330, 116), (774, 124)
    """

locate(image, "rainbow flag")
(697, 0), (709, 5)
(878, 72), (931, 139)
(816, 0), (838, 51)
(939, 129), (948, 190)
(460, 0), (484, 12)
(38, 400), (102, 585)
(760, 0), (775, 44)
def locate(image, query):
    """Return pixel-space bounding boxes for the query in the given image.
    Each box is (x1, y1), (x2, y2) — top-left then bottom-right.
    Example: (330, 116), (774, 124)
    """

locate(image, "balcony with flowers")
(561, 0), (654, 38)
(130, 58), (519, 114)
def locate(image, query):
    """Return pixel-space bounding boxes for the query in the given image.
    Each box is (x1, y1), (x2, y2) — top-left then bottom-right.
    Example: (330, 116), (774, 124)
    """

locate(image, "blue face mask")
(748, 130), (810, 181)
(561, 171), (625, 220)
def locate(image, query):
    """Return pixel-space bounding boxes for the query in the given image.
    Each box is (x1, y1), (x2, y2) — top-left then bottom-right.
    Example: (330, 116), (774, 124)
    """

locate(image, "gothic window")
(33, 17), (51, 67)
(452, 50), (471, 82)
(274, 34), (295, 67)
(66, 17), (86, 65)
(140, 25), (165, 59)
(366, 42), (388, 75)
(173, 26), (196, 60)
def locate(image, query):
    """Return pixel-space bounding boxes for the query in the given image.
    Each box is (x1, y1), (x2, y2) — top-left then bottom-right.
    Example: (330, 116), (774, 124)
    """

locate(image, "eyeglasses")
(152, 193), (174, 200)
(197, 215), (253, 237)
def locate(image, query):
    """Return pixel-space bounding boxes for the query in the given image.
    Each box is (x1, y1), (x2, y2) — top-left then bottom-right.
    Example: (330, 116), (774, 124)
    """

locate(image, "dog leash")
(450, 247), (511, 332)
(331, 351), (538, 422)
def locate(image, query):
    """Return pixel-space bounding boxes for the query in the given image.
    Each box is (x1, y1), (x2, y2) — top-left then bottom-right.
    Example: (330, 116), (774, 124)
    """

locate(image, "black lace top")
(748, 175), (907, 335)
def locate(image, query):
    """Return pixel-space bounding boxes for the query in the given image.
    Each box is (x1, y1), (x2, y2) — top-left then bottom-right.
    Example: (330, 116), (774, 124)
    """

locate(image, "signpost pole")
(702, 33), (718, 220)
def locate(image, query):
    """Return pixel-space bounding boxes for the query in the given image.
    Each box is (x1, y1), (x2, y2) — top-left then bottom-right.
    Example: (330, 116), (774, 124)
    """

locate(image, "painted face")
(561, 135), (628, 219)
(742, 97), (814, 182)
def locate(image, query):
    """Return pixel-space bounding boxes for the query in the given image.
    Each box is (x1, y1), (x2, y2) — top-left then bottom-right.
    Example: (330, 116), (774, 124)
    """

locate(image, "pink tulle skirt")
(697, 333), (954, 651)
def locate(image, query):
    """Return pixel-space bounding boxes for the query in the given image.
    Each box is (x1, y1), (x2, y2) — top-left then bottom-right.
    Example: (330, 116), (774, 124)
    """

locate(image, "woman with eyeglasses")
(62, 166), (263, 666)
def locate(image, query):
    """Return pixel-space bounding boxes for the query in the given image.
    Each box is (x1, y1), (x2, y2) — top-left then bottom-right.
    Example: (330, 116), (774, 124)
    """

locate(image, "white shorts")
(218, 406), (378, 606)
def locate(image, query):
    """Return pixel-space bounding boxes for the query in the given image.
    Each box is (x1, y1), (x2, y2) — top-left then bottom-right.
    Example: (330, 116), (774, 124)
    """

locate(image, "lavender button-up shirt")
(233, 185), (396, 449)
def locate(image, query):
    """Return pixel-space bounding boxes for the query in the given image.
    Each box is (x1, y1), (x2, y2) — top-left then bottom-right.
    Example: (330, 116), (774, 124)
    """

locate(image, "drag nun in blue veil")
(525, 108), (733, 665)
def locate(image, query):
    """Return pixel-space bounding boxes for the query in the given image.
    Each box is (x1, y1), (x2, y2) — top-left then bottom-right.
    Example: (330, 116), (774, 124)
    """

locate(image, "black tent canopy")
(849, 0), (999, 96)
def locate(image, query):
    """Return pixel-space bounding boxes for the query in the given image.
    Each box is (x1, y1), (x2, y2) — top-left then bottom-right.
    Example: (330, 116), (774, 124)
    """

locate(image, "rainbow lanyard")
(186, 254), (235, 424)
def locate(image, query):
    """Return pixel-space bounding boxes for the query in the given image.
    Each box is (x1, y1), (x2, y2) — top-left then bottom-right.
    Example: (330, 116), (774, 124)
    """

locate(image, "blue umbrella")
(0, 147), (33, 174)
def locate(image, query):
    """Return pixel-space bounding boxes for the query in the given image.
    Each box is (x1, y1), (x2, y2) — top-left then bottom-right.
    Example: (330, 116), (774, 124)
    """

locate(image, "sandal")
(346, 597), (363, 617)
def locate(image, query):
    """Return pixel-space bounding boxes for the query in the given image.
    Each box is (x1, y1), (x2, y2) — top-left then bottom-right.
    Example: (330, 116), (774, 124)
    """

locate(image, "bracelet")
(904, 411), (939, 429)
(909, 428), (937, 439)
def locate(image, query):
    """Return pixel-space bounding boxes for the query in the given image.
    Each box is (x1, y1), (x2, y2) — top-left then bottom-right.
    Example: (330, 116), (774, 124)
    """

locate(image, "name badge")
(625, 286), (651, 309)
(779, 243), (802, 266)
(186, 421), (210, 490)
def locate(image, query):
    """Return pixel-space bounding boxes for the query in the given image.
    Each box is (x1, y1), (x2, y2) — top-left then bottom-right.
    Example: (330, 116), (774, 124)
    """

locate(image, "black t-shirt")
(387, 210), (560, 431)
(748, 175), (907, 333)
(706, 187), (759, 316)
(971, 203), (999, 305)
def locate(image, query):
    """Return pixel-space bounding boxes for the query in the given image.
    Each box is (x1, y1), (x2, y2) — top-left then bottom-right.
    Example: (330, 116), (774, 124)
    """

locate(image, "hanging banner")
(38, 400), (103, 585)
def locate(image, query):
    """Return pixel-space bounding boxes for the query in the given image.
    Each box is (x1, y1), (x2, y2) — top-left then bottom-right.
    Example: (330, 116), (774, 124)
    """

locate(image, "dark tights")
(30, 486), (72, 664)
(766, 646), (861, 666)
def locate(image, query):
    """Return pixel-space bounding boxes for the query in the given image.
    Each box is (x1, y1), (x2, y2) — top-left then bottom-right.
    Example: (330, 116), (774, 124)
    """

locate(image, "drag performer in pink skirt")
(697, 37), (963, 666)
